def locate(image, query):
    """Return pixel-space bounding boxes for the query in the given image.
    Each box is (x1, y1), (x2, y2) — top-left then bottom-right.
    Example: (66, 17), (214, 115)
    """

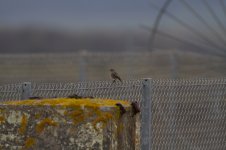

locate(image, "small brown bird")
(115, 103), (126, 116)
(131, 101), (140, 117)
(110, 69), (122, 83)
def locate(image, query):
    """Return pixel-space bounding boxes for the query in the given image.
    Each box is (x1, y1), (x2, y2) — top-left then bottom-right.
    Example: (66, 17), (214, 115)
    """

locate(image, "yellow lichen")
(18, 114), (28, 134)
(64, 109), (85, 125)
(0, 116), (5, 124)
(63, 105), (115, 130)
(34, 113), (41, 119)
(3, 98), (129, 132)
(3, 98), (130, 108)
(93, 113), (113, 124)
(92, 112), (113, 129)
(36, 118), (57, 134)
(24, 137), (36, 149)
(0, 108), (5, 113)
(117, 122), (124, 135)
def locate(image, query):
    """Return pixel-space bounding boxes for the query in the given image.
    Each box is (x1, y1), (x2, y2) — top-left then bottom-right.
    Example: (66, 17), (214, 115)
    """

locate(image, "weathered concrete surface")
(0, 98), (137, 150)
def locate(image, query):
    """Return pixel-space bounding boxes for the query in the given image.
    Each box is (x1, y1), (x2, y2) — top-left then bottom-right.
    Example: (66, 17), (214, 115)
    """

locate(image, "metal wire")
(142, 26), (226, 58)
(151, 78), (226, 150)
(179, 0), (226, 47)
(31, 80), (142, 102)
(0, 80), (142, 102)
(0, 84), (22, 101)
(201, 0), (226, 35)
(149, 1), (226, 53)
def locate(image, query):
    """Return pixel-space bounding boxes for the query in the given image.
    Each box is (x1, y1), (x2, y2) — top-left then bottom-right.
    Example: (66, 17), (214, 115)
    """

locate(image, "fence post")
(141, 78), (152, 150)
(21, 82), (31, 100)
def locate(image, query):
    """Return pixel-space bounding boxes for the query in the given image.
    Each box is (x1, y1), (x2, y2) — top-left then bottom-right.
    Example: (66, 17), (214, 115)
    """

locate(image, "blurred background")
(0, 0), (226, 84)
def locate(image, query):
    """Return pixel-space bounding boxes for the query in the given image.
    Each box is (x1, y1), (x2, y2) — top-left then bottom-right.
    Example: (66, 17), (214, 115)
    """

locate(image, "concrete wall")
(0, 99), (137, 150)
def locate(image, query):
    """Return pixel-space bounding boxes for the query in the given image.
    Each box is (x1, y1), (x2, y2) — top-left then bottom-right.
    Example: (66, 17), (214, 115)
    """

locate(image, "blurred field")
(0, 50), (225, 84)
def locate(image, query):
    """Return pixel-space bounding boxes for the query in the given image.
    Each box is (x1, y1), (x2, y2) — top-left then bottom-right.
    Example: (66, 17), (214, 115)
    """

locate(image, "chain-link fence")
(0, 78), (226, 150)
(0, 80), (142, 102)
(0, 84), (22, 101)
(151, 78), (226, 150)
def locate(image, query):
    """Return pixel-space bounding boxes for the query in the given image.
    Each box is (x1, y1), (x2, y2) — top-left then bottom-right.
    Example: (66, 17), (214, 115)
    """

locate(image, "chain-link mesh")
(0, 84), (22, 101)
(0, 80), (142, 102)
(151, 78), (226, 150)
(31, 80), (142, 102)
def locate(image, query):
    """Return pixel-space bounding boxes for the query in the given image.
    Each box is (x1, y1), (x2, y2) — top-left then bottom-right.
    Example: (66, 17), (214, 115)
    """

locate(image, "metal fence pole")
(141, 78), (152, 150)
(21, 82), (31, 100)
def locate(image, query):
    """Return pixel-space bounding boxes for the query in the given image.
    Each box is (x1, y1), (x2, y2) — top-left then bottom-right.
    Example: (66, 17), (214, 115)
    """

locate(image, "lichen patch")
(4, 98), (130, 108)
(18, 114), (28, 134)
(24, 137), (36, 149)
(36, 118), (58, 134)
(0, 116), (5, 124)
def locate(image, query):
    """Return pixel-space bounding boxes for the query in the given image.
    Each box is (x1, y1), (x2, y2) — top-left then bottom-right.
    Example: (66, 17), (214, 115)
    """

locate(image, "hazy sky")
(0, 0), (225, 54)
(0, 0), (224, 31)
(0, 0), (157, 30)
(0, 0), (226, 37)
